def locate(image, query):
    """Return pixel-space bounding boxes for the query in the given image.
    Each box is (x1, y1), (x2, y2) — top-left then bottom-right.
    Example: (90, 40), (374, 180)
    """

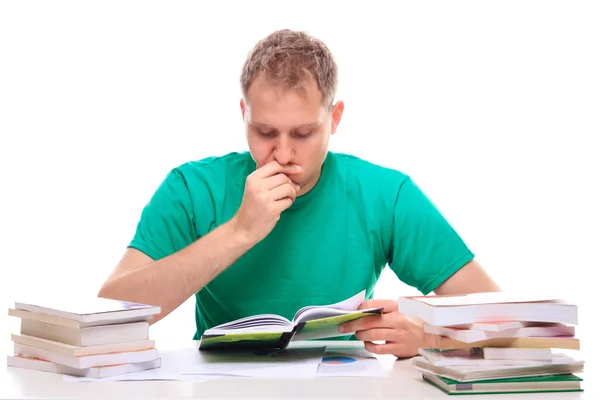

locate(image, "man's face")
(241, 75), (343, 196)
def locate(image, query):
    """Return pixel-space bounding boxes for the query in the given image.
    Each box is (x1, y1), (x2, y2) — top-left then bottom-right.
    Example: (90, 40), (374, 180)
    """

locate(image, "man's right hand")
(231, 161), (302, 244)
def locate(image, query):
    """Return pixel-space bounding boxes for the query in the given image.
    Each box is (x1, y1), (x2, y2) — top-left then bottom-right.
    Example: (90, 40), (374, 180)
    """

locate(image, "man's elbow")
(97, 278), (122, 301)
(96, 283), (163, 326)
(435, 259), (502, 295)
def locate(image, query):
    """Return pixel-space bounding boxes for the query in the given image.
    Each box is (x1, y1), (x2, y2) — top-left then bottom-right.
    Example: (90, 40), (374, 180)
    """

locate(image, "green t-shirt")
(129, 151), (474, 339)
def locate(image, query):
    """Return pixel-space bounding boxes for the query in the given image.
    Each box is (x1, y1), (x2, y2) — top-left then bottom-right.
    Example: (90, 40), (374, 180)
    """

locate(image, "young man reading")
(98, 29), (501, 358)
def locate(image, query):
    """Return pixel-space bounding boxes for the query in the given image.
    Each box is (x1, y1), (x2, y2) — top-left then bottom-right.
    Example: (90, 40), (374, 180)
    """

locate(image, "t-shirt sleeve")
(128, 168), (198, 261)
(386, 176), (475, 295)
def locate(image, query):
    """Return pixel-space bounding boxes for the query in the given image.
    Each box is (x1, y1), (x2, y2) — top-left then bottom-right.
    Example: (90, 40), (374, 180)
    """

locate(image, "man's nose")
(274, 136), (295, 165)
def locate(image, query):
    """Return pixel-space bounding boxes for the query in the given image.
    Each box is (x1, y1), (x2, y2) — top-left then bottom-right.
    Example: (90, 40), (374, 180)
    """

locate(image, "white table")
(1, 340), (595, 399)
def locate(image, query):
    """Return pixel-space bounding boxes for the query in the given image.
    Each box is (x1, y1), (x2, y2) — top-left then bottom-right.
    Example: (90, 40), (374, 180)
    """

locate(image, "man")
(98, 29), (501, 358)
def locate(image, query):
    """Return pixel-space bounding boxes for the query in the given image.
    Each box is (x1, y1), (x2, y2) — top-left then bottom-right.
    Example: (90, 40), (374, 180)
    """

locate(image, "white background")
(1, 0), (598, 366)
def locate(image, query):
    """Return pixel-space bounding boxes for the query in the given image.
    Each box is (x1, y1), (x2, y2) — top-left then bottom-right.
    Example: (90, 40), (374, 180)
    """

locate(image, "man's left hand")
(338, 299), (433, 358)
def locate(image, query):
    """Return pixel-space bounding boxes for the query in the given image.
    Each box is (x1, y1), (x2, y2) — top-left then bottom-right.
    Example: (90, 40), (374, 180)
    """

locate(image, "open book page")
(202, 314), (293, 334)
(199, 314), (295, 351)
(292, 290), (366, 322)
(292, 309), (382, 341)
(291, 291), (383, 341)
(203, 291), (368, 334)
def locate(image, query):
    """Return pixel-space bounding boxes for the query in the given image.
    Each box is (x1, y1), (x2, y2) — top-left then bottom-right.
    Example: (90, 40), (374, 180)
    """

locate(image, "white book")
(19, 318), (149, 346)
(422, 372), (583, 394)
(7, 355), (161, 378)
(12, 333), (155, 357)
(412, 356), (585, 382)
(424, 323), (574, 343)
(448, 321), (548, 332)
(9, 308), (154, 328)
(397, 293), (577, 326)
(12, 297), (160, 325)
(418, 348), (573, 367)
(482, 347), (554, 360)
(14, 343), (159, 369)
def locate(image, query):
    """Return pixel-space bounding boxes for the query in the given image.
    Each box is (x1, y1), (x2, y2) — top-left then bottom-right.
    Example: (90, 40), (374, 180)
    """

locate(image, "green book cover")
(438, 373), (583, 385)
(423, 373), (584, 395)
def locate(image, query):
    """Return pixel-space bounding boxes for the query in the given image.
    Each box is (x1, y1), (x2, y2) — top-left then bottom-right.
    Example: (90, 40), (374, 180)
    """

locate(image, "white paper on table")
(316, 349), (387, 377)
(182, 363), (320, 379)
(179, 364), (318, 379)
(182, 345), (326, 375)
(63, 371), (179, 382)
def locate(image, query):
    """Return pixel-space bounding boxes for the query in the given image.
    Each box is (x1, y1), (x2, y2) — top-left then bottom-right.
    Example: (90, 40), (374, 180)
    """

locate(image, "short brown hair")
(240, 29), (338, 108)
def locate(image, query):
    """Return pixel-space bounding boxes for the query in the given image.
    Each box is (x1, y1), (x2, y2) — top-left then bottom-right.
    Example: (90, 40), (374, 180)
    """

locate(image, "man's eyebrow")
(249, 121), (321, 130)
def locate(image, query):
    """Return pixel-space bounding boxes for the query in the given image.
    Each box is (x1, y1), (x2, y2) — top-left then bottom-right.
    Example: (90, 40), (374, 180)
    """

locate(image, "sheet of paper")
(182, 363), (320, 379)
(188, 346), (326, 375)
(63, 371), (182, 382)
(316, 349), (387, 377)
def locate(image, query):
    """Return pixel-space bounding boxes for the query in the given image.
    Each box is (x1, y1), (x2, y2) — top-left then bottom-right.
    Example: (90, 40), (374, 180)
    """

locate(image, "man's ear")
(240, 98), (246, 120)
(331, 100), (344, 134)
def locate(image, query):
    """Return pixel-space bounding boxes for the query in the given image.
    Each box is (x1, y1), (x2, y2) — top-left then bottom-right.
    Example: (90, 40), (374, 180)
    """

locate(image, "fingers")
(272, 197), (294, 214)
(268, 182), (298, 202)
(339, 315), (386, 334)
(359, 299), (398, 313)
(255, 161), (302, 179)
(340, 309), (408, 334)
(354, 328), (402, 343)
(263, 173), (300, 191)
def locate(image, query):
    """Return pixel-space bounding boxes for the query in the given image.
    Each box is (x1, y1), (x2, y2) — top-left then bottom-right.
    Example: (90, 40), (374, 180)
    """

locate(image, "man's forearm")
(98, 219), (256, 324)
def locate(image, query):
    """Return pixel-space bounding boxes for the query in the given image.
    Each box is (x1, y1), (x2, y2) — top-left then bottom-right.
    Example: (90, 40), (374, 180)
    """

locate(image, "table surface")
(1, 340), (596, 400)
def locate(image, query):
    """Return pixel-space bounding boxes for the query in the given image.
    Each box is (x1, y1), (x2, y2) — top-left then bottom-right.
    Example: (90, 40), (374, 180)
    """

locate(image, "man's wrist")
(224, 216), (259, 249)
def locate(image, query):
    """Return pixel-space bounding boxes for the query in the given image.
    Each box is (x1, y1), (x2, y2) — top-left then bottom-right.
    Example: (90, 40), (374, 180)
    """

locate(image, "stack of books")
(398, 292), (585, 395)
(7, 297), (162, 379)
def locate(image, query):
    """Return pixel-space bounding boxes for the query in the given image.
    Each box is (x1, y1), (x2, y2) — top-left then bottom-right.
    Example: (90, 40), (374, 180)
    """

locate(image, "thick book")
(412, 356), (585, 382)
(397, 292), (578, 326)
(18, 319), (149, 346)
(7, 354), (161, 378)
(423, 373), (583, 395)
(424, 322), (575, 343)
(417, 348), (573, 367)
(13, 342), (159, 369)
(448, 321), (542, 332)
(482, 347), (553, 360)
(10, 297), (160, 327)
(11, 333), (155, 357)
(199, 291), (382, 350)
(431, 335), (580, 351)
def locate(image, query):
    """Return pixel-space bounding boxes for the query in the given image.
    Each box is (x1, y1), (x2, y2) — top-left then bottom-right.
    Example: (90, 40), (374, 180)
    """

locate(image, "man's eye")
(295, 131), (312, 139)
(259, 131), (276, 138)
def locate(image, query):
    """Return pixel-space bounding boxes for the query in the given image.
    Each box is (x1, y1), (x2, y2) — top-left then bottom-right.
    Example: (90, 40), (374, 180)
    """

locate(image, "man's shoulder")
(175, 151), (251, 173)
(154, 152), (251, 199)
(330, 152), (410, 185)
(168, 151), (252, 181)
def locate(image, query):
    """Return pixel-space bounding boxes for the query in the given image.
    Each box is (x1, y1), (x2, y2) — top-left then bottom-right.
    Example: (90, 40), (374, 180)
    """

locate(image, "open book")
(199, 291), (382, 350)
